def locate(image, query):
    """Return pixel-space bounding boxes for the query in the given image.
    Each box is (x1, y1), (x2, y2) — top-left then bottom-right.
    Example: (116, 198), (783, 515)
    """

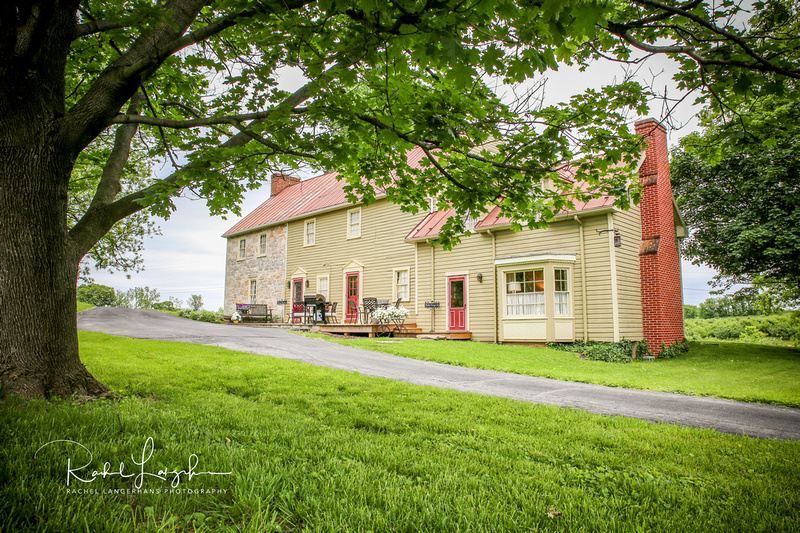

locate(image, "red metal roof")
(222, 146), (431, 237)
(404, 163), (621, 241)
(224, 147), (633, 240)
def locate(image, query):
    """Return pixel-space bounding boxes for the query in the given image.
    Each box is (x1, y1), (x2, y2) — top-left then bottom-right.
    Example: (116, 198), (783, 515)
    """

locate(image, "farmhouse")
(222, 118), (687, 351)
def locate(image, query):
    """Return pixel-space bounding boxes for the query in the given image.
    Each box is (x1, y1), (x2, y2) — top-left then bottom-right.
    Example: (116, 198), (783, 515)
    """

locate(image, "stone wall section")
(223, 224), (287, 315)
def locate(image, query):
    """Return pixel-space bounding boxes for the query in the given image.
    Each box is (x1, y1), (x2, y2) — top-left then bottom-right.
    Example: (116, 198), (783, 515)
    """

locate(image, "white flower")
(373, 306), (410, 321)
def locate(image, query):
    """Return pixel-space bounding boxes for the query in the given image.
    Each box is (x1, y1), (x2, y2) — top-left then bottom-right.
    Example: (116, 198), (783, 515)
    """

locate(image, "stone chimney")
(635, 118), (684, 354)
(271, 173), (300, 197)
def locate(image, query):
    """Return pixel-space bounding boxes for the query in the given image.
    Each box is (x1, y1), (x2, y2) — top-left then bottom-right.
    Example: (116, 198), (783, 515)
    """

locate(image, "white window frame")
(554, 267), (570, 316)
(504, 268), (546, 317)
(237, 238), (246, 260)
(304, 218), (316, 247)
(317, 275), (329, 301)
(347, 207), (361, 239)
(392, 267), (410, 303)
(258, 233), (268, 256)
(249, 279), (257, 304)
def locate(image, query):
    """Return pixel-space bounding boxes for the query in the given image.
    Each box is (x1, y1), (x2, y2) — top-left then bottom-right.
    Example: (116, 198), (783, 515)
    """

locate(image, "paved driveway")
(78, 307), (800, 441)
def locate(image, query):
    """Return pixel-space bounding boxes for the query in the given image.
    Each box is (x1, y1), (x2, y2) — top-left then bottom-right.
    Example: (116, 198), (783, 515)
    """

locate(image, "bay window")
(505, 269), (545, 316)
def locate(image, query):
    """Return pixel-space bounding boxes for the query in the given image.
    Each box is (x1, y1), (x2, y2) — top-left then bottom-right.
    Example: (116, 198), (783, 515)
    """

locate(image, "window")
(304, 219), (316, 246)
(347, 208), (361, 239)
(317, 276), (329, 300)
(394, 268), (410, 301)
(238, 238), (246, 260)
(249, 279), (257, 304)
(461, 211), (476, 233)
(505, 270), (545, 316)
(258, 233), (267, 256)
(554, 268), (570, 315)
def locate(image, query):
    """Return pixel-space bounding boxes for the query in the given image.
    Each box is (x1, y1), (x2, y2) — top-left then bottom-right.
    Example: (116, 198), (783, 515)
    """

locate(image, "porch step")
(395, 331), (472, 340)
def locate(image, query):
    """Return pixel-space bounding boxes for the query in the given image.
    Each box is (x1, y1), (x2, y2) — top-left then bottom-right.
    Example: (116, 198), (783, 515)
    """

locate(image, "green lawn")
(1, 332), (798, 532)
(300, 334), (800, 408)
(77, 301), (95, 312)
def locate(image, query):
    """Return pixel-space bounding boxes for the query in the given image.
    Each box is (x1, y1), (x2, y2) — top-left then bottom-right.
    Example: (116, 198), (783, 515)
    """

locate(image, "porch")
(317, 322), (471, 340)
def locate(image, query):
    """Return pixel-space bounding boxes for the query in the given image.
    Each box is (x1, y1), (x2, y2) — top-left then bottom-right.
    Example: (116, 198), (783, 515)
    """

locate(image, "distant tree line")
(77, 284), (208, 313)
(684, 290), (788, 320)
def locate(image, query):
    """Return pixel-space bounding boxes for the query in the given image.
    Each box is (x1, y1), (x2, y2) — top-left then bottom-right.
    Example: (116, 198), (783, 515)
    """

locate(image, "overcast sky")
(89, 55), (724, 311)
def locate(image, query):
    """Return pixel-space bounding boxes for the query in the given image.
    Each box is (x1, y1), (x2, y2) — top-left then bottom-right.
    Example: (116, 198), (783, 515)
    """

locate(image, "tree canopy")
(672, 90), (800, 304)
(2, 0), (800, 399)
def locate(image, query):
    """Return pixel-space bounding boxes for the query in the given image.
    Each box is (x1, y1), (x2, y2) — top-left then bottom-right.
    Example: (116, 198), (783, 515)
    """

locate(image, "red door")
(345, 272), (359, 323)
(448, 276), (466, 331)
(292, 278), (304, 322)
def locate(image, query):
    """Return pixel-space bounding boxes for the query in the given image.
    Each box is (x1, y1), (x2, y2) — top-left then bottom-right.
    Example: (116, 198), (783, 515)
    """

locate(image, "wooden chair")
(394, 297), (402, 308)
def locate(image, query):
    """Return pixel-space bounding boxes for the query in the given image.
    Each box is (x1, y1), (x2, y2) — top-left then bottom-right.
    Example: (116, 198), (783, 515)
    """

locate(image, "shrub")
(76, 284), (116, 307)
(685, 314), (798, 342)
(581, 340), (634, 363)
(709, 320), (744, 340)
(740, 325), (767, 343)
(153, 301), (175, 311)
(658, 340), (689, 359)
(547, 339), (634, 363)
(175, 309), (222, 324)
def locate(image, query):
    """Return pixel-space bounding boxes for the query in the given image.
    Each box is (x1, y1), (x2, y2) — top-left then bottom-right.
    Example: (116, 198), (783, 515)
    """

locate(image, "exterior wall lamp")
(305, 279), (310, 288)
(477, 273), (483, 283)
(597, 228), (622, 248)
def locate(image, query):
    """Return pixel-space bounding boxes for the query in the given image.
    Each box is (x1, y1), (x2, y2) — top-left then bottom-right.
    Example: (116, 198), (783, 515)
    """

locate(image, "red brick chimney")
(270, 173), (300, 197)
(635, 118), (684, 354)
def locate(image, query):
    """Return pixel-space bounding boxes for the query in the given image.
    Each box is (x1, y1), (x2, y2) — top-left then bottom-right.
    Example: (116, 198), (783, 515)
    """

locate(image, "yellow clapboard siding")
(285, 199), (421, 320)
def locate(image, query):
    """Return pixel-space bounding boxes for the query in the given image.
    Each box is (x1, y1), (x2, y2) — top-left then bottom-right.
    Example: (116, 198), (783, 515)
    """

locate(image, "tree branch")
(611, 0), (800, 78)
(74, 20), (127, 39)
(109, 108), (307, 128)
(68, 61), (350, 259)
(89, 92), (145, 209)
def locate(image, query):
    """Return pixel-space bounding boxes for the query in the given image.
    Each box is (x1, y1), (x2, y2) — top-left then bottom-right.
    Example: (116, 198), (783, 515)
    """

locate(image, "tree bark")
(0, 135), (109, 400)
(0, 0), (108, 400)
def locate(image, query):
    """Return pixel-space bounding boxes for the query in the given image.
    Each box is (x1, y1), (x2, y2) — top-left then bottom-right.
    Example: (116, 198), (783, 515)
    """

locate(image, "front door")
(292, 278), (303, 303)
(345, 272), (359, 323)
(448, 276), (466, 331)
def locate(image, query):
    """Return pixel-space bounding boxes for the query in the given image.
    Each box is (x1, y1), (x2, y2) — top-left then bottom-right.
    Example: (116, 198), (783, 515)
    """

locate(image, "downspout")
(414, 241), (419, 318)
(607, 212), (621, 342)
(489, 229), (498, 344)
(428, 239), (436, 332)
(574, 216), (589, 341)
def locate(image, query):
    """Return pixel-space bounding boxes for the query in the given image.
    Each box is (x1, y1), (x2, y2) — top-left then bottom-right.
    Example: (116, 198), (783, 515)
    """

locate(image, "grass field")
(77, 301), (95, 312)
(1, 332), (798, 532)
(300, 334), (800, 408)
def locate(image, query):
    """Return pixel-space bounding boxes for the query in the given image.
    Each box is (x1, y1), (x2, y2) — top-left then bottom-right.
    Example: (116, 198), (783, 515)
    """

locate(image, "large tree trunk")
(0, 1), (108, 400)
(0, 135), (109, 400)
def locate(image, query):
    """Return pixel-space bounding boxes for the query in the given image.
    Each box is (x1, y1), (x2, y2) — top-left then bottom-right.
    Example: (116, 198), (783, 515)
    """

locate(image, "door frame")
(345, 271), (360, 323)
(446, 274), (468, 331)
(292, 277), (304, 303)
